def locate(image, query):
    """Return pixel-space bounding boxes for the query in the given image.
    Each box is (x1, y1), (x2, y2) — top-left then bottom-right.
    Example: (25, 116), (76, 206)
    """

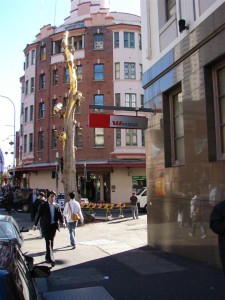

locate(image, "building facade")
(16, 0), (147, 203)
(141, 0), (225, 268)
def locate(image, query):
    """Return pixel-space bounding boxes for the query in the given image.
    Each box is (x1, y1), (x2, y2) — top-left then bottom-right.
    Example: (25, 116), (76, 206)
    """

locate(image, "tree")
(56, 31), (83, 202)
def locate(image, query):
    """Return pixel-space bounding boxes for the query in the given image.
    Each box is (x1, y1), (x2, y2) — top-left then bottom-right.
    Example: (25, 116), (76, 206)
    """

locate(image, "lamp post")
(0, 95), (16, 186)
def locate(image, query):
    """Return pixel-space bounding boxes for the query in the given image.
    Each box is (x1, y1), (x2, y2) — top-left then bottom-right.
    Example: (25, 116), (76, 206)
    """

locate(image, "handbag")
(68, 203), (80, 221)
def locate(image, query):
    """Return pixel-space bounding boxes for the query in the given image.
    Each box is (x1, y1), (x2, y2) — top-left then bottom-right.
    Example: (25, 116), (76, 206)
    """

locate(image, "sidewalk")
(21, 214), (225, 300)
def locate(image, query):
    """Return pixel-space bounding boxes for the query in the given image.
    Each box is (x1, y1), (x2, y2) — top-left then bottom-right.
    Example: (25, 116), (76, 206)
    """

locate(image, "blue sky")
(0, 0), (140, 167)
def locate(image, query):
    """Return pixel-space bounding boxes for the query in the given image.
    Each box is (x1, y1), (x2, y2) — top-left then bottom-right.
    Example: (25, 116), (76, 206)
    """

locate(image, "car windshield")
(136, 187), (146, 196)
(0, 221), (16, 240)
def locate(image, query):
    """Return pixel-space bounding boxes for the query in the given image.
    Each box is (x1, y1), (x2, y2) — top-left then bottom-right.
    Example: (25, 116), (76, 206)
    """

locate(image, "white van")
(136, 187), (147, 212)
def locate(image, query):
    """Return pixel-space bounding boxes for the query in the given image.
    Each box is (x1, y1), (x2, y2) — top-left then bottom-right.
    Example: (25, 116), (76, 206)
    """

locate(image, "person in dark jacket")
(210, 199), (225, 277)
(130, 192), (139, 219)
(33, 192), (46, 238)
(33, 190), (66, 266)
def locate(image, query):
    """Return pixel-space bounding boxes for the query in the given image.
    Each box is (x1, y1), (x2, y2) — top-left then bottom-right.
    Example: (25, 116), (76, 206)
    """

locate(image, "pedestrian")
(189, 189), (207, 239)
(130, 192), (139, 219)
(33, 190), (66, 266)
(30, 189), (37, 221)
(3, 187), (14, 215)
(33, 192), (46, 238)
(210, 199), (225, 277)
(63, 191), (84, 249)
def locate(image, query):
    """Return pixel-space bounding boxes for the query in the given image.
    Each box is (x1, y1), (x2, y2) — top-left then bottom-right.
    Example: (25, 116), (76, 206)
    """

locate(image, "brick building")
(16, 0), (147, 203)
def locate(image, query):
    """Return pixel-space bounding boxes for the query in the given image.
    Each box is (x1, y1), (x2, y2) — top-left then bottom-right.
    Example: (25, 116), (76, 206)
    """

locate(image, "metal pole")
(56, 152), (59, 196)
(0, 95), (16, 187)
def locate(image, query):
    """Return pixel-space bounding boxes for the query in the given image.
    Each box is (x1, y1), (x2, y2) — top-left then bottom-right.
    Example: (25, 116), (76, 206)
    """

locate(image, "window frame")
(213, 62), (225, 160)
(124, 32), (135, 48)
(93, 33), (104, 50)
(114, 32), (119, 48)
(38, 131), (44, 151)
(94, 64), (104, 80)
(124, 62), (136, 79)
(39, 102), (45, 119)
(94, 128), (104, 146)
(126, 129), (137, 146)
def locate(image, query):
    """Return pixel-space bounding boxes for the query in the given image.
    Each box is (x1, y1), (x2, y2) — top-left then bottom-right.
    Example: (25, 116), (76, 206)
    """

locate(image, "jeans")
(67, 221), (77, 246)
(131, 205), (138, 219)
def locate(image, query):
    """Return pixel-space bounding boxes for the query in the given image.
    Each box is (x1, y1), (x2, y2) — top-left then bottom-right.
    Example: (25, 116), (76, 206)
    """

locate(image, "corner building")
(141, 0), (225, 269)
(17, 0), (147, 203)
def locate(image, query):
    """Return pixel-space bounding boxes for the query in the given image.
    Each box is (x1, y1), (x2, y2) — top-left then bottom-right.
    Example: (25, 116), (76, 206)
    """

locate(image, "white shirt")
(63, 199), (84, 223)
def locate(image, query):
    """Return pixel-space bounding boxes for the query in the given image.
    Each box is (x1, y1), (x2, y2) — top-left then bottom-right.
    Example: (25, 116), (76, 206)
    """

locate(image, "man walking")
(63, 191), (84, 249)
(33, 190), (66, 266)
(130, 192), (139, 219)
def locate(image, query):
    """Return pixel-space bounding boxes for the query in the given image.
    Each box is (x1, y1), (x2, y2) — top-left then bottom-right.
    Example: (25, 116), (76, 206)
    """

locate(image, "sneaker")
(201, 235), (207, 239)
(72, 246), (76, 249)
(188, 232), (193, 237)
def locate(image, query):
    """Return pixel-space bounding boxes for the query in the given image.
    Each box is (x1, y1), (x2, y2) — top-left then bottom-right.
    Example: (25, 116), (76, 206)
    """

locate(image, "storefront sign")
(89, 113), (148, 129)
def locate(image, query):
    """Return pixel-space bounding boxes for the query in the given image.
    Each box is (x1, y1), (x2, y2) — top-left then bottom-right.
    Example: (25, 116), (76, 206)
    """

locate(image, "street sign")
(88, 113), (148, 129)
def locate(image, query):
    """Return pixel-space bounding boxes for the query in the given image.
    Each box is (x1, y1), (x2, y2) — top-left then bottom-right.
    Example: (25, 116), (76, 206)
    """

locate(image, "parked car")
(0, 239), (50, 299)
(136, 187), (147, 212)
(0, 214), (29, 247)
(1, 189), (32, 213)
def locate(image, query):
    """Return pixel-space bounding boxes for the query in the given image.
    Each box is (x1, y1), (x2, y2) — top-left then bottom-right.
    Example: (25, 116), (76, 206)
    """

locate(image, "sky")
(0, 0), (140, 169)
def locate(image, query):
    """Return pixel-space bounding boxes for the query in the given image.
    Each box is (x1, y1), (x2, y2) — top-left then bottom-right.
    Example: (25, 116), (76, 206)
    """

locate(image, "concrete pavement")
(11, 211), (225, 299)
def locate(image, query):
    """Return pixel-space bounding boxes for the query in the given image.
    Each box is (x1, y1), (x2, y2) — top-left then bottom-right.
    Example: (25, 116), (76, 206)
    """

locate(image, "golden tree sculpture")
(55, 31), (83, 202)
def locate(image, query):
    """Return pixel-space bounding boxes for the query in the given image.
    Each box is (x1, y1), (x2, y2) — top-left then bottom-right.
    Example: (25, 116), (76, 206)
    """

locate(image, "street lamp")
(0, 95), (16, 186)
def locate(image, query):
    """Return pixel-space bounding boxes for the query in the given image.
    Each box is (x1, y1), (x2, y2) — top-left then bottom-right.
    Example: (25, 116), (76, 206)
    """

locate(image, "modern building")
(141, 0), (225, 269)
(16, 0), (147, 203)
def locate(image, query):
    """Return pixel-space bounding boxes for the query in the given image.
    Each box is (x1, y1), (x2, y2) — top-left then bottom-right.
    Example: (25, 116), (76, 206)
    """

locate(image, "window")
(77, 65), (82, 81)
(94, 94), (104, 110)
(40, 45), (46, 61)
(116, 128), (121, 146)
(24, 107), (28, 123)
(64, 68), (69, 83)
(53, 40), (63, 54)
(94, 33), (104, 49)
(51, 129), (57, 149)
(23, 135), (27, 153)
(39, 102), (45, 119)
(31, 50), (35, 65)
(166, 0), (176, 20)
(126, 129), (137, 146)
(114, 32), (119, 48)
(52, 99), (57, 115)
(30, 77), (34, 93)
(124, 63), (136, 79)
(25, 53), (29, 69)
(38, 131), (44, 151)
(75, 127), (82, 148)
(94, 128), (104, 146)
(124, 32), (135, 48)
(164, 86), (184, 166)
(141, 130), (145, 146)
(25, 80), (28, 95)
(138, 33), (142, 50)
(171, 91), (184, 164)
(140, 94), (144, 108)
(21, 103), (24, 114)
(140, 64), (143, 80)
(30, 105), (33, 121)
(21, 82), (25, 94)
(94, 64), (104, 80)
(29, 133), (33, 152)
(39, 73), (46, 89)
(20, 124), (23, 136)
(53, 69), (58, 86)
(63, 97), (68, 110)
(69, 35), (84, 50)
(115, 63), (120, 80)
(214, 63), (225, 158)
(115, 93), (120, 107)
(125, 93), (136, 107)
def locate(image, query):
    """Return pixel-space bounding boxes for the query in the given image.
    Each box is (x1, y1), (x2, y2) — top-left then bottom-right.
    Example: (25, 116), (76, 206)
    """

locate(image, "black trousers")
(44, 224), (57, 262)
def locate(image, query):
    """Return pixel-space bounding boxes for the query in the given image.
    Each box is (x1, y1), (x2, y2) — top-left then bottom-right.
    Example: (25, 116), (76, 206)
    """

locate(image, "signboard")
(89, 113), (148, 129)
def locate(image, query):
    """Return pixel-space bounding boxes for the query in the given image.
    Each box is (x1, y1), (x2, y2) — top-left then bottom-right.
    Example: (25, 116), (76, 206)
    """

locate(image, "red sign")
(88, 113), (148, 129)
